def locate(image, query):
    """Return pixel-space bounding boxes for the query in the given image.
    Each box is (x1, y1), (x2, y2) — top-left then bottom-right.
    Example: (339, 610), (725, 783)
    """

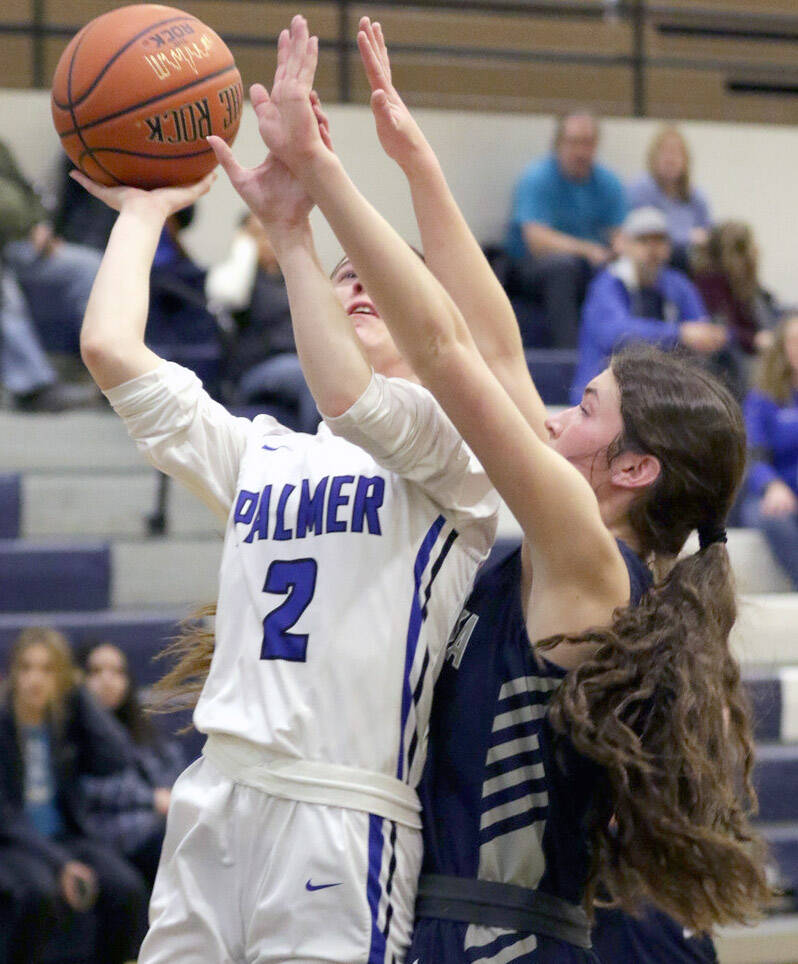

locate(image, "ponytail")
(544, 541), (770, 930)
(148, 604), (216, 717)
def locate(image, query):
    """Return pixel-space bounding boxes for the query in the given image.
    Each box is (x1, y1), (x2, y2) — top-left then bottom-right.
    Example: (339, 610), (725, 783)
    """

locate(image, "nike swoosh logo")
(306, 879), (342, 892)
(262, 443), (290, 451)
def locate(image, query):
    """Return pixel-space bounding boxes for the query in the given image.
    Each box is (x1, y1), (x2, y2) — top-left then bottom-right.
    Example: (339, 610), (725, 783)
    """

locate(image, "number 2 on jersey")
(260, 558), (318, 661)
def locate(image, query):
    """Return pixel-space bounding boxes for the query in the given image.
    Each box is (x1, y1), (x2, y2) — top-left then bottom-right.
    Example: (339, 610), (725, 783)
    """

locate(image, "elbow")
(80, 334), (114, 378)
(414, 324), (472, 389)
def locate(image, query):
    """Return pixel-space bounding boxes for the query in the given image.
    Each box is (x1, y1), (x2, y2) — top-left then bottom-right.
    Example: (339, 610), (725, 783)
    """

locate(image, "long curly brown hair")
(544, 346), (770, 930)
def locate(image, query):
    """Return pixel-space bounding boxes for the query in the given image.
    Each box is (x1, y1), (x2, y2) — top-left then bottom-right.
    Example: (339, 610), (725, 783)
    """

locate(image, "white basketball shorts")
(137, 755), (422, 964)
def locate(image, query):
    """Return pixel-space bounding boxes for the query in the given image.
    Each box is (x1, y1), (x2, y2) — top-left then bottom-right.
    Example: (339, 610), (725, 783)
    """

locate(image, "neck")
(14, 697), (46, 726)
(597, 492), (643, 555)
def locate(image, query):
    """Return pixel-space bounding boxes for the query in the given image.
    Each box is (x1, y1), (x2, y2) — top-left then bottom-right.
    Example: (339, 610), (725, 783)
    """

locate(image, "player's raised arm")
(357, 17), (547, 440)
(207, 98), (372, 418)
(258, 17), (627, 603)
(75, 172), (215, 390)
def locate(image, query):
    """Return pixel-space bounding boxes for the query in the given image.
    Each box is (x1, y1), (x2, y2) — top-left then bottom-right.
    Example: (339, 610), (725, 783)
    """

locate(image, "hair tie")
(697, 523), (728, 550)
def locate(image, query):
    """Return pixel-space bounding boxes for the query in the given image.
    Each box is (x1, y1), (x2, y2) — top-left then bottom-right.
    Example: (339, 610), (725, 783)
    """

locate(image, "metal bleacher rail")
(1, 0), (797, 122)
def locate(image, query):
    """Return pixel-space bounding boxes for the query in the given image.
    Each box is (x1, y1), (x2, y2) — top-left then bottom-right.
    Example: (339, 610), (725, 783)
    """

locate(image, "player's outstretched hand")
(357, 17), (426, 170)
(250, 15), (330, 174)
(207, 135), (313, 236)
(69, 169), (215, 217)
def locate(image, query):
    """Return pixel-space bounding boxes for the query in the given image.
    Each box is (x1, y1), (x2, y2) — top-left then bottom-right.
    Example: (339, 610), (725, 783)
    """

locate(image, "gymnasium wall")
(1, 87), (797, 304)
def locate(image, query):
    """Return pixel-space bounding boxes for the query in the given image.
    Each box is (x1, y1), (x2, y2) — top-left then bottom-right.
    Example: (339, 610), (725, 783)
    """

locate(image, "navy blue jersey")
(592, 908), (718, 964)
(409, 541), (652, 964)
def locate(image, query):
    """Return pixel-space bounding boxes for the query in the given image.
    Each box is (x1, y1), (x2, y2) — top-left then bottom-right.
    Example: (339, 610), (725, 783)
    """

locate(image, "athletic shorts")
(138, 755), (422, 964)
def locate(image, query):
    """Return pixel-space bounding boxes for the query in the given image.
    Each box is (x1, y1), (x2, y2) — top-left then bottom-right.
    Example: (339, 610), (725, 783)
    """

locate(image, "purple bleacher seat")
(0, 541), (110, 612)
(524, 348), (578, 406)
(761, 825), (798, 897)
(745, 673), (783, 743)
(753, 745), (798, 823)
(0, 475), (20, 539)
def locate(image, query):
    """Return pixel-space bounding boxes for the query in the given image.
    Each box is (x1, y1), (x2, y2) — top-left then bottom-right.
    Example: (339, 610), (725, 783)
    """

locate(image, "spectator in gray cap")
(570, 206), (727, 401)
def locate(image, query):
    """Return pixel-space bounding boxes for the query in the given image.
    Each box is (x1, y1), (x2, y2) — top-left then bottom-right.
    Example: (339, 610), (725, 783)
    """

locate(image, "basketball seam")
(52, 15), (204, 112)
(58, 64), (239, 140)
(66, 23), (123, 185)
(78, 144), (219, 162)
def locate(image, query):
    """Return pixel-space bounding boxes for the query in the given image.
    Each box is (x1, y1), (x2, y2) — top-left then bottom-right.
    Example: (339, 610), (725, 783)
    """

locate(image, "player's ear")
(609, 451), (661, 491)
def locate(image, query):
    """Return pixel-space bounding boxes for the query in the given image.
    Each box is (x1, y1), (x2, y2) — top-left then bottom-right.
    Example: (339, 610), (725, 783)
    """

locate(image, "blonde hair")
(8, 627), (78, 723)
(647, 125), (691, 202)
(756, 313), (798, 405)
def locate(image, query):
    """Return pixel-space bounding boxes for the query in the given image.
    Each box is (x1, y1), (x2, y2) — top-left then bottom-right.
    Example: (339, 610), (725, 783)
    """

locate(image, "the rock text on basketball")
(218, 82), (243, 130)
(144, 22), (196, 49)
(145, 98), (212, 144)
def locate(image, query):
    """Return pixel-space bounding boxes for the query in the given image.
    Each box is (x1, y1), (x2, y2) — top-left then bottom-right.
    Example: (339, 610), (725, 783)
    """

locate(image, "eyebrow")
(583, 386), (599, 404)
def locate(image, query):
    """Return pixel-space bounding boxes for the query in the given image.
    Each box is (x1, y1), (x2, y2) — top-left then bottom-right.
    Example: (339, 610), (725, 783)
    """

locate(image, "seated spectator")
(52, 153), (116, 252)
(692, 221), (779, 388)
(0, 627), (148, 964)
(206, 211), (319, 432)
(627, 125), (712, 273)
(0, 140), (102, 359)
(1, 267), (98, 411)
(504, 110), (626, 348)
(80, 642), (185, 885)
(571, 206), (727, 402)
(741, 312), (798, 588)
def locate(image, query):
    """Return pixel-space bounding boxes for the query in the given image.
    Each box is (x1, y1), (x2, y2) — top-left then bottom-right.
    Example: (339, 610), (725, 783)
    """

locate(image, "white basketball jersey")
(107, 362), (498, 808)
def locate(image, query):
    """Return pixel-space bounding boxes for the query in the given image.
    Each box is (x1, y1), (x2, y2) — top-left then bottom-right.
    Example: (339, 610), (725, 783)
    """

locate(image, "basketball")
(51, 4), (243, 189)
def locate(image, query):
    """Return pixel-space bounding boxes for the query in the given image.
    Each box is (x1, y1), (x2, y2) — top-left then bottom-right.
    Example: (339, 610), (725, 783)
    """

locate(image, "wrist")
(268, 220), (314, 259)
(119, 196), (170, 227)
(295, 148), (343, 196)
(397, 140), (437, 178)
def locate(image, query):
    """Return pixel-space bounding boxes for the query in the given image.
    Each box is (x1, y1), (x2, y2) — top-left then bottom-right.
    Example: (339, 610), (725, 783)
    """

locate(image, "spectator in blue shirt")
(741, 312), (798, 587)
(571, 206), (728, 402)
(504, 111), (627, 348)
(627, 125), (712, 273)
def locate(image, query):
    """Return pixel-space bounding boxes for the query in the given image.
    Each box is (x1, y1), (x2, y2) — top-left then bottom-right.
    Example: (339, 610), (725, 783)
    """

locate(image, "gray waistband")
(415, 874), (592, 949)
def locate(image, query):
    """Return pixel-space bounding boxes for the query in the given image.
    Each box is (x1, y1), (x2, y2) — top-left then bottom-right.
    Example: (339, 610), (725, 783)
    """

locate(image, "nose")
(544, 414), (561, 439)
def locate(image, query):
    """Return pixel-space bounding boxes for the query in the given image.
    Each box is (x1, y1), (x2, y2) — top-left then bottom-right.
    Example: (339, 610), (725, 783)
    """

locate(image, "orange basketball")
(51, 4), (243, 189)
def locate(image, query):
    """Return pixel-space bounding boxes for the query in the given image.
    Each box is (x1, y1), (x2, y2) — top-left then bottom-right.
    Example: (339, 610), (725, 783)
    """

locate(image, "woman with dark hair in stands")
(741, 312), (798, 589)
(0, 627), (148, 964)
(240, 17), (769, 962)
(80, 641), (185, 884)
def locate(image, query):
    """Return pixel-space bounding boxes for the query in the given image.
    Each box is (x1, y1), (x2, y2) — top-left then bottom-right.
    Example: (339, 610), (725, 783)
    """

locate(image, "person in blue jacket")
(571, 206), (727, 403)
(742, 312), (798, 587)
